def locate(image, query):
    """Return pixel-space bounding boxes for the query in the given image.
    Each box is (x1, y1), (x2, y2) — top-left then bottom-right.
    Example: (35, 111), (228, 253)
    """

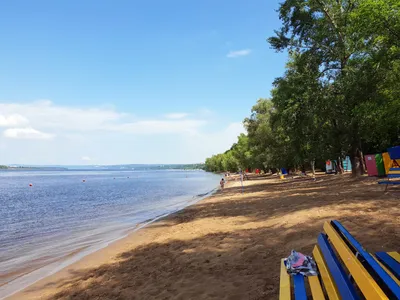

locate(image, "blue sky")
(0, 0), (287, 165)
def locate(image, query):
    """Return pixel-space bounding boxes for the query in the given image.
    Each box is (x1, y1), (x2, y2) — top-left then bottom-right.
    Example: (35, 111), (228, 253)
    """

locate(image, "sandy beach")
(8, 173), (400, 300)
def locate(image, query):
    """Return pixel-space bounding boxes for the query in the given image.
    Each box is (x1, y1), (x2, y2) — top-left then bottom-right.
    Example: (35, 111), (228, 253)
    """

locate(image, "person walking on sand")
(220, 178), (225, 189)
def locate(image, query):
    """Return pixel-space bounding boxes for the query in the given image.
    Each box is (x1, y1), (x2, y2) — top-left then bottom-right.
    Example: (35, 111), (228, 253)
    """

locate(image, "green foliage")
(205, 0), (400, 175)
(0, 165), (7, 169)
(154, 164), (205, 170)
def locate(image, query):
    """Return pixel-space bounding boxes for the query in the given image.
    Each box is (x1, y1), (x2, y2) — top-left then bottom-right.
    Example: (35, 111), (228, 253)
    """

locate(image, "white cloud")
(226, 49), (252, 58)
(0, 101), (203, 135)
(165, 113), (189, 119)
(199, 122), (245, 154)
(112, 119), (207, 135)
(0, 101), (122, 132)
(197, 108), (215, 117)
(3, 127), (54, 140)
(0, 114), (29, 127)
(182, 122), (245, 162)
(0, 101), (243, 164)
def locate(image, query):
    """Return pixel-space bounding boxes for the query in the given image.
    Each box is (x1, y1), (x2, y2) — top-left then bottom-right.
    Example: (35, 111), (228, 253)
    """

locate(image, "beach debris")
(82, 179), (86, 182)
(284, 250), (317, 276)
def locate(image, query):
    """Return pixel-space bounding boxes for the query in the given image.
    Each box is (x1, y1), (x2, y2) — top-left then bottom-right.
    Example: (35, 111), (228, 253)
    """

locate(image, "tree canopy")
(205, 0), (400, 175)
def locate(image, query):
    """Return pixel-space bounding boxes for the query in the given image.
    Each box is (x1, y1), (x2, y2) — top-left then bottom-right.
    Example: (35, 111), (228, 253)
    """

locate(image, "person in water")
(220, 178), (225, 189)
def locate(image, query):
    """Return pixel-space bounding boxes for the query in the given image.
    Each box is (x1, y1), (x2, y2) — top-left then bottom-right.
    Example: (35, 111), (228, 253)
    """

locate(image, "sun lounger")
(378, 168), (400, 191)
(279, 220), (400, 299)
(378, 146), (400, 191)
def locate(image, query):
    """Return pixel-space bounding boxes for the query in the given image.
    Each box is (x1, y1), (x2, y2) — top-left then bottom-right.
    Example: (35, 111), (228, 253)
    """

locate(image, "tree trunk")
(350, 155), (360, 176)
(310, 159), (316, 175)
(359, 150), (366, 174)
(337, 157), (343, 174)
(350, 147), (365, 176)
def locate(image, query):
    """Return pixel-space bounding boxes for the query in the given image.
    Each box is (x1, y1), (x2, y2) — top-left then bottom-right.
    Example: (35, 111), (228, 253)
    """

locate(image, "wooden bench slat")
(308, 276), (326, 300)
(280, 259), (291, 300)
(293, 274), (307, 300)
(332, 220), (400, 298)
(376, 252), (400, 280)
(323, 222), (388, 299)
(389, 252), (400, 264)
(317, 233), (359, 299)
(313, 245), (340, 300)
(372, 254), (400, 286)
(280, 222), (399, 300)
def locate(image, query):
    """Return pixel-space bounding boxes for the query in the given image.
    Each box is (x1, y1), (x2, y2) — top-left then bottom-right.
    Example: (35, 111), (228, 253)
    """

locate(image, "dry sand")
(8, 173), (400, 300)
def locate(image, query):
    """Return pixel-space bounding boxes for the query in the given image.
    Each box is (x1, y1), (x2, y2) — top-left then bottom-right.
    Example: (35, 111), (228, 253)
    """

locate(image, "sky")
(0, 0), (287, 165)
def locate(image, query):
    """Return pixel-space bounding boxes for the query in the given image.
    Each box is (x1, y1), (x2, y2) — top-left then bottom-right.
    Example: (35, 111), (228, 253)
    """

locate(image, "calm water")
(0, 170), (219, 298)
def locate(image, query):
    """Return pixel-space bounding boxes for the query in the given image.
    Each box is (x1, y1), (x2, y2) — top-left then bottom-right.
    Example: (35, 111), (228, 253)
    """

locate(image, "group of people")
(220, 171), (246, 190)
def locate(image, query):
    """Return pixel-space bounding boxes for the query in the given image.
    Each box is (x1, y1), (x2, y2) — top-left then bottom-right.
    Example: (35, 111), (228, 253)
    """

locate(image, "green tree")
(270, 52), (327, 174)
(231, 134), (253, 171)
(205, 0), (400, 177)
(221, 151), (239, 172)
(244, 99), (275, 171)
(268, 0), (400, 175)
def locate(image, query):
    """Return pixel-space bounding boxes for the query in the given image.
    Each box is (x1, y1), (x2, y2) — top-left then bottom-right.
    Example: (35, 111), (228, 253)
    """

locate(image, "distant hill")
(0, 165), (68, 171)
(0, 164), (205, 171)
(89, 164), (205, 171)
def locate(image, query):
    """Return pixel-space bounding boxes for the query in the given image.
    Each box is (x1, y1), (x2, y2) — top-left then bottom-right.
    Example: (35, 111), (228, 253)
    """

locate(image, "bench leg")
(385, 184), (388, 192)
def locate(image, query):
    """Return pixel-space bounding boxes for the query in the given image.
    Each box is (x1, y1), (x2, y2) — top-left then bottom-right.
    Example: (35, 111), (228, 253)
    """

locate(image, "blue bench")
(378, 168), (400, 191)
(379, 146), (400, 191)
(280, 220), (400, 299)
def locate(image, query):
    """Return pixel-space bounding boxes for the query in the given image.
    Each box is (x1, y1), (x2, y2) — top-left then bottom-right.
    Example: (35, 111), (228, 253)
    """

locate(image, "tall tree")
(270, 52), (327, 174)
(205, 0), (400, 177)
(268, 0), (396, 175)
(244, 99), (276, 171)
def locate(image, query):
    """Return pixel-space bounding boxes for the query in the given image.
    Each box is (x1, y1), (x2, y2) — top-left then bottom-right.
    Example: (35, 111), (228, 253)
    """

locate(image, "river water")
(0, 169), (219, 298)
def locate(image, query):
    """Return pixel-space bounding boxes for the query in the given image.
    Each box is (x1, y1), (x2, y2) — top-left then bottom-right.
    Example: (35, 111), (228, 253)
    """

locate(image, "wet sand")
(8, 173), (400, 299)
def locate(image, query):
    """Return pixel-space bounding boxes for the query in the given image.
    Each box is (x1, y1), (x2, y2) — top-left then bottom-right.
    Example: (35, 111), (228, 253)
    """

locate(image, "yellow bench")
(280, 220), (400, 299)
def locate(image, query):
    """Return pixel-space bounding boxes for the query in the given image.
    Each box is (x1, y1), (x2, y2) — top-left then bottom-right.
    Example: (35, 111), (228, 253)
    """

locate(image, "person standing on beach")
(220, 178), (225, 189)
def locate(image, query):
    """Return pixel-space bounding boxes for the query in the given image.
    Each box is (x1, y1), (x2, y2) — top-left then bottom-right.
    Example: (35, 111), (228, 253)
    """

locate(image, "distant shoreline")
(0, 164), (205, 172)
(0, 167), (68, 171)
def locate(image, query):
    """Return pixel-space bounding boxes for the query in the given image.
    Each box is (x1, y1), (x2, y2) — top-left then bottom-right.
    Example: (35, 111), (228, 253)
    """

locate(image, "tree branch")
(314, 0), (345, 48)
(318, 66), (341, 77)
(314, 0), (349, 68)
(382, 19), (400, 41)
